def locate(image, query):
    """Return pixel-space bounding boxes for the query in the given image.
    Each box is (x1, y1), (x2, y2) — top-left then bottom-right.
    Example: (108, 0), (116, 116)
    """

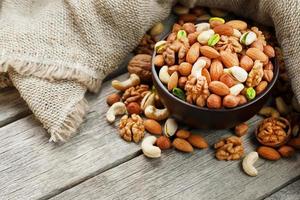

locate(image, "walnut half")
(119, 114), (145, 143)
(214, 136), (244, 160)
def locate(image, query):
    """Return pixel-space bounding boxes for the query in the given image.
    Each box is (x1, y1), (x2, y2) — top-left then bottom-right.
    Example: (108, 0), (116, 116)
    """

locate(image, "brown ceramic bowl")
(152, 55), (279, 129)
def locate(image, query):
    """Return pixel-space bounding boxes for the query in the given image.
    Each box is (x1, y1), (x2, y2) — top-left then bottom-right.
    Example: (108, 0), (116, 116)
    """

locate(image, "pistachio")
(195, 22), (210, 33)
(240, 31), (257, 45)
(164, 118), (178, 137)
(154, 40), (167, 54)
(232, 29), (242, 38)
(209, 17), (225, 28)
(208, 34), (220, 46)
(230, 83), (245, 96)
(172, 87), (186, 101)
(197, 29), (215, 45)
(141, 92), (155, 110)
(224, 66), (248, 82)
(159, 65), (170, 84)
(177, 30), (187, 40)
(246, 87), (256, 100)
(168, 71), (179, 91)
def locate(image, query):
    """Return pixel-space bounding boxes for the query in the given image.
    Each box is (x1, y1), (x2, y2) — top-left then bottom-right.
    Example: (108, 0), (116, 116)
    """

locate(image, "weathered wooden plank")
(0, 88), (30, 127)
(265, 179), (300, 200)
(52, 116), (300, 200)
(0, 73), (144, 200)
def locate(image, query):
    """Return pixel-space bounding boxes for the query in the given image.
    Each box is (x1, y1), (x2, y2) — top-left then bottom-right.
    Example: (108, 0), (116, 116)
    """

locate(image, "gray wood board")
(265, 179), (300, 200)
(52, 116), (300, 200)
(0, 74), (144, 200)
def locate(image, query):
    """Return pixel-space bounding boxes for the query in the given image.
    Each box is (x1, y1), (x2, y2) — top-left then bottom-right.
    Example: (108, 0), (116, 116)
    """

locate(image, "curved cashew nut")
(111, 74), (140, 91)
(140, 92), (156, 110)
(141, 136), (161, 158)
(242, 152), (259, 177)
(144, 105), (169, 121)
(159, 66), (170, 84)
(106, 102), (127, 123)
(191, 58), (206, 78)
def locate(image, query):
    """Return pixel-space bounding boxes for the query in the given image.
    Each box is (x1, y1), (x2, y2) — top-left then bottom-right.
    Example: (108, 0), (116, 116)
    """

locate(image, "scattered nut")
(150, 22), (164, 36)
(106, 102), (127, 123)
(119, 114), (144, 143)
(173, 138), (194, 153)
(106, 93), (121, 106)
(176, 129), (191, 139)
(128, 54), (152, 81)
(242, 152), (259, 177)
(259, 106), (280, 118)
(126, 102), (141, 115)
(112, 74), (140, 91)
(156, 136), (172, 150)
(187, 134), (208, 149)
(142, 136), (161, 158)
(287, 138), (300, 149)
(144, 105), (169, 121)
(275, 97), (290, 115)
(278, 145), (295, 157)
(235, 123), (249, 137)
(164, 118), (178, 137)
(144, 119), (162, 135)
(257, 146), (281, 161)
(214, 136), (244, 160)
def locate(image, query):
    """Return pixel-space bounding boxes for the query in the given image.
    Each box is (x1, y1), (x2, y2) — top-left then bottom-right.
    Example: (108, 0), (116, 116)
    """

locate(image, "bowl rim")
(152, 50), (279, 113)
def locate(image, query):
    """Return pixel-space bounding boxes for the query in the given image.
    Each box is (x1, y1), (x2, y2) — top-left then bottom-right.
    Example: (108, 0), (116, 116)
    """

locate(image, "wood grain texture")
(52, 116), (300, 200)
(0, 73), (143, 200)
(265, 179), (300, 200)
(0, 88), (30, 127)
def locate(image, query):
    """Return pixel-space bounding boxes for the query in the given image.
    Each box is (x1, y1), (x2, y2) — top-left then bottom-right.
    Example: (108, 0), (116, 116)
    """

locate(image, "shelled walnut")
(119, 114), (145, 143)
(122, 84), (149, 104)
(185, 76), (210, 107)
(214, 136), (244, 160)
(215, 35), (242, 53)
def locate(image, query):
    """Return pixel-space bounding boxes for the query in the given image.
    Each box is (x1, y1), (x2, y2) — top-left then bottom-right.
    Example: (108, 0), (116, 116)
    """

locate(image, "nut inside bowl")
(152, 34), (279, 129)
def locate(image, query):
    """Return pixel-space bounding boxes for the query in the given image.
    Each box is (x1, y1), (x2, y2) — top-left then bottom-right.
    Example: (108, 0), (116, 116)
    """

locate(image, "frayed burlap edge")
(0, 57), (103, 93)
(48, 98), (89, 143)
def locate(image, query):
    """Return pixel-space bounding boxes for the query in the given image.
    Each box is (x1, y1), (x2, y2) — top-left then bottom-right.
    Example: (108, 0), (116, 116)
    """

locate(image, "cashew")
(140, 92), (155, 110)
(242, 152), (259, 177)
(141, 136), (161, 158)
(258, 106), (280, 118)
(191, 58), (206, 78)
(106, 102), (127, 123)
(144, 105), (169, 121)
(164, 118), (178, 137)
(111, 74), (140, 91)
(159, 65), (170, 84)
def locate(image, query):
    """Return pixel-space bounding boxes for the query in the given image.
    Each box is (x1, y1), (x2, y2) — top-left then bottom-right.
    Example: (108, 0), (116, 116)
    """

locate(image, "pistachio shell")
(197, 29), (214, 45)
(154, 40), (167, 54)
(164, 118), (178, 137)
(195, 22), (210, 33)
(240, 31), (257, 45)
(224, 66), (248, 83)
(230, 83), (245, 96)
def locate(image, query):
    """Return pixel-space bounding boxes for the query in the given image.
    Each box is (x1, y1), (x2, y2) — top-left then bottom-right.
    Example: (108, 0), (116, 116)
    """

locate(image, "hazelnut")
(207, 94), (222, 109)
(126, 102), (141, 115)
(188, 32), (199, 45)
(178, 62), (192, 76)
(156, 136), (172, 150)
(178, 76), (188, 89)
(235, 123), (249, 137)
(223, 95), (239, 108)
(168, 65), (179, 75)
(237, 95), (247, 105)
(106, 93), (121, 106)
(154, 55), (164, 67)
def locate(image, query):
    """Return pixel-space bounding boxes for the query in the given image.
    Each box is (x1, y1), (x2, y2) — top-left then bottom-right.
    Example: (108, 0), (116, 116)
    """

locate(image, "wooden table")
(0, 16), (299, 200)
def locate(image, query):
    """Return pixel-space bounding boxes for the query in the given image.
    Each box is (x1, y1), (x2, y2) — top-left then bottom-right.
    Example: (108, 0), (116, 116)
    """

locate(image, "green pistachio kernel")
(172, 87), (185, 101)
(208, 34), (220, 46)
(246, 87), (256, 100)
(154, 40), (167, 54)
(177, 30), (187, 40)
(209, 17), (225, 24)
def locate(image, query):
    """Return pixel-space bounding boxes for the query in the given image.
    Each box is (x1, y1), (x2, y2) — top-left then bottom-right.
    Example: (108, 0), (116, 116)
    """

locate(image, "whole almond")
(264, 61), (274, 70)
(263, 69), (273, 82)
(234, 123), (249, 137)
(288, 138), (300, 149)
(257, 146), (281, 161)
(220, 51), (239, 67)
(210, 59), (224, 81)
(182, 23), (196, 34)
(237, 94), (247, 105)
(250, 40), (264, 51)
(200, 46), (220, 59)
(188, 32), (199, 45)
(187, 134), (209, 149)
(246, 48), (269, 64)
(186, 42), (200, 64)
(220, 73), (238, 87)
(178, 62), (192, 76)
(225, 20), (247, 30)
(168, 71), (178, 91)
(209, 81), (230, 96)
(223, 94), (239, 108)
(213, 24), (234, 36)
(176, 129), (191, 139)
(173, 138), (194, 152)
(263, 45), (275, 58)
(255, 81), (268, 94)
(156, 136), (172, 150)
(144, 119), (162, 135)
(240, 55), (254, 72)
(278, 145), (295, 157)
(154, 55), (165, 67)
(207, 94), (222, 109)
(202, 68), (211, 84)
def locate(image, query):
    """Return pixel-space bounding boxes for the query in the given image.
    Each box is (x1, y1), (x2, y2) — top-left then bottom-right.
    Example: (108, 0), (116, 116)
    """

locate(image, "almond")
(278, 145), (295, 157)
(220, 51), (239, 67)
(223, 94), (239, 108)
(263, 69), (273, 82)
(225, 20), (247, 30)
(240, 55), (254, 72)
(182, 23), (196, 34)
(264, 61), (274, 70)
(246, 48), (269, 64)
(213, 24), (234, 36)
(288, 138), (300, 149)
(219, 73), (238, 87)
(154, 55), (165, 67)
(144, 119), (162, 135)
(250, 40), (264, 51)
(168, 71), (178, 91)
(188, 32), (199, 45)
(210, 59), (223, 81)
(186, 42), (200, 64)
(173, 138), (194, 152)
(187, 134), (208, 149)
(237, 94), (247, 105)
(255, 81), (268, 94)
(209, 81), (230, 96)
(263, 45), (275, 58)
(200, 46), (220, 59)
(156, 136), (172, 150)
(176, 129), (191, 139)
(178, 62), (192, 76)
(207, 94), (222, 109)
(257, 146), (281, 161)
(202, 68), (211, 84)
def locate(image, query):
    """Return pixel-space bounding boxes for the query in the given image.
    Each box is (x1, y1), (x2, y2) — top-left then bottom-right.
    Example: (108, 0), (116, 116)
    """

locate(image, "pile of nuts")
(154, 17), (275, 109)
(105, 4), (300, 178)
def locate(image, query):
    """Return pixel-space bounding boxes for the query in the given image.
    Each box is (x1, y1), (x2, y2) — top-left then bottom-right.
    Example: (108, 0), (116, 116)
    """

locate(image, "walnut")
(127, 54), (152, 81)
(251, 27), (266, 45)
(215, 35), (242, 53)
(185, 76), (210, 107)
(214, 136), (244, 161)
(119, 114), (145, 143)
(134, 34), (157, 55)
(163, 37), (190, 65)
(256, 117), (290, 146)
(122, 84), (149, 104)
(246, 60), (264, 87)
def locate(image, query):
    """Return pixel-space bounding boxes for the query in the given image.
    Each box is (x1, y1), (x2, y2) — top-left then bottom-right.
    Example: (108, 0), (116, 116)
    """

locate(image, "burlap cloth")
(0, 0), (299, 142)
